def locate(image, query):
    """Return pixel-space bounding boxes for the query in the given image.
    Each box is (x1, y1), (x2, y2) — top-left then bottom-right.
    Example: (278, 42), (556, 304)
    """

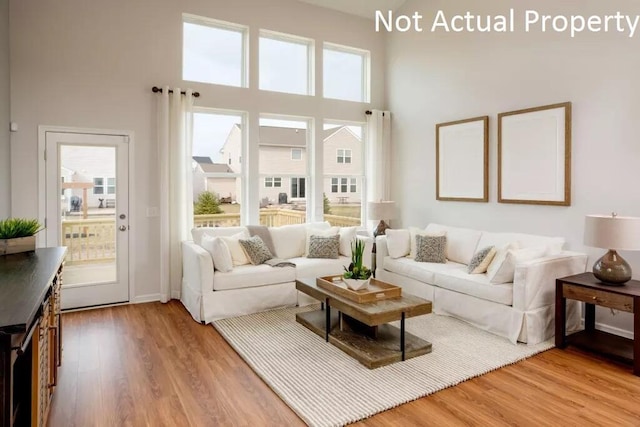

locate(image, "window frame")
(291, 148), (302, 160)
(259, 29), (315, 96)
(93, 177), (105, 195)
(337, 148), (352, 164)
(182, 13), (249, 88)
(290, 177), (306, 199)
(323, 42), (371, 103)
(264, 177), (282, 188)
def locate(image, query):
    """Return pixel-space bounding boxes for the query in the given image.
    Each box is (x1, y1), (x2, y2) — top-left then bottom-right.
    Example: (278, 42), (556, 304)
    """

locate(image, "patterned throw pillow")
(239, 236), (273, 265)
(415, 235), (447, 263)
(308, 235), (340, 259)
(467, 246), (497, 274)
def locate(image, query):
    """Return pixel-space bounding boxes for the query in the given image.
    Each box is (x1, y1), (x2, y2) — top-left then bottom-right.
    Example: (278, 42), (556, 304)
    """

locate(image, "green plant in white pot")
(343, 239), (372, 290)
(0, 218), (42, 255)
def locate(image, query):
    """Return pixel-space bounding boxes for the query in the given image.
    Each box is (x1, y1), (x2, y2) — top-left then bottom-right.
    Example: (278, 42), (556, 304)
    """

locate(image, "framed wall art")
(436, 116), (489, 202)
(498, 102), (571, 206)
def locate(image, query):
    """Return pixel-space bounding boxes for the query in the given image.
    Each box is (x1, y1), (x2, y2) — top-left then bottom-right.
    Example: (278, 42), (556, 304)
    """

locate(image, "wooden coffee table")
(295, 277), (433, 369)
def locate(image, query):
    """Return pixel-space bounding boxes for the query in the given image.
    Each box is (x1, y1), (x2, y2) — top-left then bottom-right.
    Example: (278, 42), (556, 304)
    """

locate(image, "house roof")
(193, 156), (234, 173)
(193, 156), (213, 164)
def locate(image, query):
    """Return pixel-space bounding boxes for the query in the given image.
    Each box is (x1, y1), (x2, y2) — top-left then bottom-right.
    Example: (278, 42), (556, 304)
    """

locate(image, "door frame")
(38, 125), (137, 305)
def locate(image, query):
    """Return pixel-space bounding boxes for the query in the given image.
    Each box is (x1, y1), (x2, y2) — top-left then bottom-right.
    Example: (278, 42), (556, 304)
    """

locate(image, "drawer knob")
(592, 296), (597, 300)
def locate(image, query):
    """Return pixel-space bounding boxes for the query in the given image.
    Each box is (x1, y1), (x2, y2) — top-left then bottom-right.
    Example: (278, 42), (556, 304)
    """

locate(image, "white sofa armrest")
(513, 251), (588, 311)
(355, 234), (374, 269)
(375, 235), (389, 274)
(181, 241), (214, 322)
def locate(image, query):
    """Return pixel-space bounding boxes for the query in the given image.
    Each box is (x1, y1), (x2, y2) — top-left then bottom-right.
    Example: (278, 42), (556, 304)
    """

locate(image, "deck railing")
(61, 210), (361, 264)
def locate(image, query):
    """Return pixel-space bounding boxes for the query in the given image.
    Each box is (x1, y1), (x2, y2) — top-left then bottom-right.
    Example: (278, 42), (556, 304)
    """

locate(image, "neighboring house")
(60, 146), (116, 211)
(192, 156), (239, 202)
(218, 125), (363, 204)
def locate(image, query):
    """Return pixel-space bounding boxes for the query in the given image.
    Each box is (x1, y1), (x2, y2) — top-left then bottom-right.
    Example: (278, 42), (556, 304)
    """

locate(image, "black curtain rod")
(365, 110), (385, 116)
(152, 86), (200, 98)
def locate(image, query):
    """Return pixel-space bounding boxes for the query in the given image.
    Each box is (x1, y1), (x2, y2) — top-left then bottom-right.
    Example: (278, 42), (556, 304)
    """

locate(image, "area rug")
(213, 305), (553, 427)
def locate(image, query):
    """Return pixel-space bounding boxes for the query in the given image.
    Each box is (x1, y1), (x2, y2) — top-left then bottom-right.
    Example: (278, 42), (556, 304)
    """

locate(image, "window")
(107, 178), (116, 195)
(93, 178), (104, 195)
(260, 30), (313, 95)
(291, 177), (306, 198)
(340, 178), (348, 193)
(324, 43), (370, 102)
(331, 178), (338, 193)
(265, 177), (282, 188)
(183, 15), (247, 87)
(337, 149), (352, 164)
(192, 110), (244, 227)
(291, 148), (302, 160)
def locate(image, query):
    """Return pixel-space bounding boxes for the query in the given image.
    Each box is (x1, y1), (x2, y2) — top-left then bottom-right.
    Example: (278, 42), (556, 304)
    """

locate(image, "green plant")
(323, 193), (332, 215)
(194, 191), (223, 215)
(343, 239), (371, 280)
(0, 218), (42, 239)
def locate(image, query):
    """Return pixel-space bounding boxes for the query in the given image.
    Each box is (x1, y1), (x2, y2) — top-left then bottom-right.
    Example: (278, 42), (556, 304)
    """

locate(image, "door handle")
(119, 225), (127, 231)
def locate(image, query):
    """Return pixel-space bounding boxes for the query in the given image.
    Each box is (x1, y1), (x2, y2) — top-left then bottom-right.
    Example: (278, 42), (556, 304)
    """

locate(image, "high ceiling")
(296, 0), (407, 20)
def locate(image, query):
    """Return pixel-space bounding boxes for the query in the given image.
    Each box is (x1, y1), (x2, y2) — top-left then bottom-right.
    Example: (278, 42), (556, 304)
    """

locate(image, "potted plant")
(0, 218), (42, 255)
(343, 239), (372, 290)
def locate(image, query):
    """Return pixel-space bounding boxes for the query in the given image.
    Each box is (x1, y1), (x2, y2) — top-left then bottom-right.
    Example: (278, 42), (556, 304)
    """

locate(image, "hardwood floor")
(48, 301), (640, 427)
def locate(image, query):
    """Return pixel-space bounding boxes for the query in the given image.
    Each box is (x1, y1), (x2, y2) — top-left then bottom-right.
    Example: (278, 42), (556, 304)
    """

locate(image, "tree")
(323, 193), (332, 214)
(194, 191), (223, 215)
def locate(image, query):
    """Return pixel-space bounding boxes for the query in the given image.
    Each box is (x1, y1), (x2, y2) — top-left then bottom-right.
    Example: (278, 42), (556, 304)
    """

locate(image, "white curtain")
(158, 87), (194, 303)
(366, 110), (392, 203)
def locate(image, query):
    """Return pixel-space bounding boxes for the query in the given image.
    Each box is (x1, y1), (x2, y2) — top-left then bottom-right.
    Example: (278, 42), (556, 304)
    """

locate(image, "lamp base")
(593, 249), (632, 285)
(373, 220), (390, 238)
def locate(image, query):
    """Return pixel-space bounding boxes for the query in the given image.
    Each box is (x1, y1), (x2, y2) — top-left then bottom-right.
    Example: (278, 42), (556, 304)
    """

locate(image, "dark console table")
(556, 272), (640, 376)
(0, 247), (66, 427)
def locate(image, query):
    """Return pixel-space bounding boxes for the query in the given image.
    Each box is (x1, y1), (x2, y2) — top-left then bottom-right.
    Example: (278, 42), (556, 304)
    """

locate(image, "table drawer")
(563, 284), (633, 312)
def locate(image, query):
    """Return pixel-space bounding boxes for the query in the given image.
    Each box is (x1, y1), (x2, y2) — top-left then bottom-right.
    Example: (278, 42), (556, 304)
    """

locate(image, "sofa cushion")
(270, 222), (331, 259)
(192, 226), (249, 246)
(488, 246), (547, 284)
(308, 235), (340, 259)
(434, 270), (513, 305)
(385, 229), (411, 258)
(305, 227), (339, 256)
(213, 264), (296, 291)
(425, 224), (482, 265)
(292, 256), (351, 278)
(383, 257), (466, 284)
(239, 236), (274, 265)
(220, 231), (251, 266)
(415, 234), (447, 263)
(338, 227), (358, 256)
(467, 246), (496, 274)
(201, 235), (233, 273)
(478, 232), (564, 254)
(409, 227), (442, 259)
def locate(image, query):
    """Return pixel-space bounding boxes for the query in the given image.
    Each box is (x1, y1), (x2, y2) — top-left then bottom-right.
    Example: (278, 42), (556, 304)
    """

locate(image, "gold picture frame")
(498, 102), (571, 206)
(436, 116), (489, 202)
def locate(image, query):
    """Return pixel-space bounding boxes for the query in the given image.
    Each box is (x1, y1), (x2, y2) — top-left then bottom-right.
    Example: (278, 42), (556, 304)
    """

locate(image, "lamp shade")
(368, 201), (396, 221)
(584, 215), (640, 251)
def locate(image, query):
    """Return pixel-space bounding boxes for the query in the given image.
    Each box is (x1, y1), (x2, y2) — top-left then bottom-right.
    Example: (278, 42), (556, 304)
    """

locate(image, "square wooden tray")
(316, 276), (402, 304)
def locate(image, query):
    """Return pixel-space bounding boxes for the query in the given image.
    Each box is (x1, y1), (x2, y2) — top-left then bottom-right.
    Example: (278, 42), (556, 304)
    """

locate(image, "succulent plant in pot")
(0, 218), (42, 255)
(343, 239), (372, 290)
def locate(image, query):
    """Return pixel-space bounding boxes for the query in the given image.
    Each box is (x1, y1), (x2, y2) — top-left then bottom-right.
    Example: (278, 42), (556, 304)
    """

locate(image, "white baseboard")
(132, 293), (161, 304)
(171, 290), (181, 299)
(580, 319), (633, 339)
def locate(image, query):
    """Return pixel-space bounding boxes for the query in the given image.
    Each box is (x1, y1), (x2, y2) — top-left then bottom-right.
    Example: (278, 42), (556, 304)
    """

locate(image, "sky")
(185, 20), (365, 163)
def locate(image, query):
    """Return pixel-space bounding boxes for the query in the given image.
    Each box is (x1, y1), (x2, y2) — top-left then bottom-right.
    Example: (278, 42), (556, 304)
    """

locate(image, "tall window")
(93, 178), (104, 195)
(183, 15), (247, 87)
(192, 110), (244, 227)
(291, 177), (306, 198)
(337, 149), (352, 164)
(323, 122), (365, 225)
(259, 30), (313, 95)
(324, 43), (370, 102)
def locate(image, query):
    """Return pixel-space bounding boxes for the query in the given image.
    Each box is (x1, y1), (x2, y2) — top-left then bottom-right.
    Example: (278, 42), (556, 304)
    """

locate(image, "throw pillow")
(304, 227), (339, 256)
(200, 235), (233, 273)
(220, 231), (251, 266)
(467, 246), (497, 274)
(307, 235), (340, 259)
(239, 236), (273, 265)
(488, 246), (546, 284)
(409, 227), (445, 259)
(415, 234), (447, 263)
(338, 227), (358, 257)
(385, 229), (411, 258)
(486, 242), (519, 281)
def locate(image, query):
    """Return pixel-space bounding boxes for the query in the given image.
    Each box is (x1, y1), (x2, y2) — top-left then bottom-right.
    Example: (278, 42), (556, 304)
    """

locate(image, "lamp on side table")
(368, 201), (397, 238)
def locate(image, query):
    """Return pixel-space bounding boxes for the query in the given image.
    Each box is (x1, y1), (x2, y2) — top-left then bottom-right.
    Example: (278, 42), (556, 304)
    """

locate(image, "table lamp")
(584, 213), (640, 285)
(368, 201), (396, 238)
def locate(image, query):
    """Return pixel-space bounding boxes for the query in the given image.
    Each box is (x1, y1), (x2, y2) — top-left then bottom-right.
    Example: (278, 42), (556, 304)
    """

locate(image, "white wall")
(0, 0), (9, 218)
(387, 0), (640, 335)
(9, 0), (385, 300)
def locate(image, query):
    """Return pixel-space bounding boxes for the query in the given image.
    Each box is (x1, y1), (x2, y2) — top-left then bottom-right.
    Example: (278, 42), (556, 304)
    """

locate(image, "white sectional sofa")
(375, 224), (587, 345)
(181, 222), (373, 324)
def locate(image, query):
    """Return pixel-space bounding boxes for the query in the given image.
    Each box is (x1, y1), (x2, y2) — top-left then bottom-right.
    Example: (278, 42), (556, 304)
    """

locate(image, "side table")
(556, 272), (640, 376)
